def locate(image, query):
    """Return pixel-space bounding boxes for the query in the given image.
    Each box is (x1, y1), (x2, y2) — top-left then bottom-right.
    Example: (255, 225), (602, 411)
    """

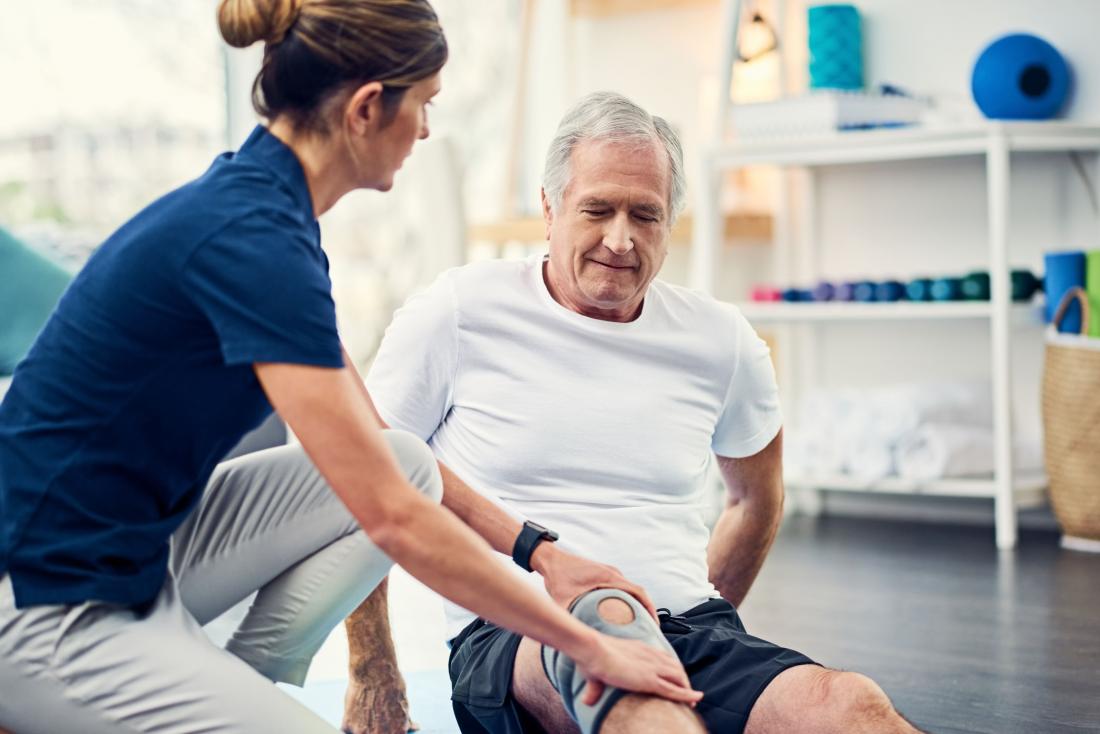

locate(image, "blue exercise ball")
(971, 34), (1070, 120)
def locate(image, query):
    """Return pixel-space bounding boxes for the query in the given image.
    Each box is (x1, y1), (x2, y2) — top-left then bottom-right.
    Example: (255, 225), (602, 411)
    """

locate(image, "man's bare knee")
(601, 693), (705, 734)
(750, 666), (920, 734)
(597, 597), (635, 625)
(813, 671), (897, 721)
(831, 672), (925, 731)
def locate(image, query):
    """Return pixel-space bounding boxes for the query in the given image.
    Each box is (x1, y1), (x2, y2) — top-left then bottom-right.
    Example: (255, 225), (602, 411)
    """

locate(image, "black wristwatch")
(512, 520), (559, 572)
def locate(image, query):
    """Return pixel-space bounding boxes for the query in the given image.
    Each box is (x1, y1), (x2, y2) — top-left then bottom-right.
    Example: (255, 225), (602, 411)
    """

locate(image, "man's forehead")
(572, 137), (665, 167)
(567, 139), (669, 205)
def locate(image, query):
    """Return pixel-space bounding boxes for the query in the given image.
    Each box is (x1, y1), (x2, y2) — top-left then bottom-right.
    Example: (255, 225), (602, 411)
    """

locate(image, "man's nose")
(603, 213), (635, 255)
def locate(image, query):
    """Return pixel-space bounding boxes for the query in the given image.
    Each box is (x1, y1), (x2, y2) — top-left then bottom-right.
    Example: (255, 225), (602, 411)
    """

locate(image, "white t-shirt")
(366, 254), (781, 638)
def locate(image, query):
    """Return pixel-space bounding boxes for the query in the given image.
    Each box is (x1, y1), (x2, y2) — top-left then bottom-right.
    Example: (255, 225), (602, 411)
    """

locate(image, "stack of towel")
(785, 381), (1042, 484)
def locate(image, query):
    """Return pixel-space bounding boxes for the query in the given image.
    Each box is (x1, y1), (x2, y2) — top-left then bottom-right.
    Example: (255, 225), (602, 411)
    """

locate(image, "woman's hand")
(570, 633), (703, 706)
(533, 545), (658, 620)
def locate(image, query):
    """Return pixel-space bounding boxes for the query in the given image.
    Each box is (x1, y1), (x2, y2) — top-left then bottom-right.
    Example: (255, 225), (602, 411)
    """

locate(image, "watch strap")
(512, 521), (557, 572)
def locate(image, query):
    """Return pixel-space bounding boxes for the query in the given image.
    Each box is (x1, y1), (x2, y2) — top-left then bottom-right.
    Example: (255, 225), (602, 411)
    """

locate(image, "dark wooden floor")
(738, 515), (1100, 733)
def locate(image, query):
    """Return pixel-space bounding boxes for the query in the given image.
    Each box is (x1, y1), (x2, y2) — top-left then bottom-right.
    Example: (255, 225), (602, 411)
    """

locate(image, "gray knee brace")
(541, 588), (676, 734)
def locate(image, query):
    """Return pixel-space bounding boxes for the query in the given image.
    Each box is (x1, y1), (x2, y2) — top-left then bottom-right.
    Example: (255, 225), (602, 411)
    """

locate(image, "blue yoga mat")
(1045, 250), (1086, 333)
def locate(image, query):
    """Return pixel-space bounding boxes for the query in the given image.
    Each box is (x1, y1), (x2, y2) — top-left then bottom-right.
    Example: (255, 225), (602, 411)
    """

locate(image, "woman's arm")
(254, 361), (700, 704)
(341, 347), (656, 612)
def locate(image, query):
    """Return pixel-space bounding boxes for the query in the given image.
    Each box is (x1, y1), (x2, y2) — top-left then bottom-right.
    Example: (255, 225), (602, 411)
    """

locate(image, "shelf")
(786, 472), (1048, 508)
(467, 211), (772, 246)
(709, 122), (1100, 168)
(734, 301), (1044, 323)
(570, 0), (714, 17)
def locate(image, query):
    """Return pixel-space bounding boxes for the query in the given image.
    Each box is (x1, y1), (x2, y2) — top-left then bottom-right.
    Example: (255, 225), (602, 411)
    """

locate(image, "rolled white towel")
(789, 388), (868, 476)
(866, 382), (993, 445)
(895, 424), (1044, 481)
(896, 424), (993, 481)
(785, 425), (849, 476)
(842, 430), (895, 485)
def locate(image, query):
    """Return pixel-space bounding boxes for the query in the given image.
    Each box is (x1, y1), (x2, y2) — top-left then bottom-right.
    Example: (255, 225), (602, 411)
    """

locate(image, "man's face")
(542, 138), (671, 322)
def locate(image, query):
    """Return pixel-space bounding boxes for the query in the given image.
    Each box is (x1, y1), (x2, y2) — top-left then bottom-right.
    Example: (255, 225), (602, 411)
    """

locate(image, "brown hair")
(217, 0), (447, 132)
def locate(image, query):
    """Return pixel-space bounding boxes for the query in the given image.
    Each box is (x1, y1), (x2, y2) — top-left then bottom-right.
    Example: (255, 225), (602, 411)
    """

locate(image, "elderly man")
(342, 91), (926, 734)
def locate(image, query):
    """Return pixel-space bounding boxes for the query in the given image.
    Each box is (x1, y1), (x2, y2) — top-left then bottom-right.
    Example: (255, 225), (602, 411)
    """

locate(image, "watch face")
(526, 520), (558, 541)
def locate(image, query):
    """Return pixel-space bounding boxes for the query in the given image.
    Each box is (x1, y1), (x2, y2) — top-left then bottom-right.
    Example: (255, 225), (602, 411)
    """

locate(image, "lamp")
(738, 11), (778, 63)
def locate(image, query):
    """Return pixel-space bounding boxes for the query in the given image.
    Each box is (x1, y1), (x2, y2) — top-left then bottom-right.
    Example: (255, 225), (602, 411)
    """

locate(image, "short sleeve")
(182, 213), (343, 368)
(365, 270), (460, 441)
(711, 309), (782, 458)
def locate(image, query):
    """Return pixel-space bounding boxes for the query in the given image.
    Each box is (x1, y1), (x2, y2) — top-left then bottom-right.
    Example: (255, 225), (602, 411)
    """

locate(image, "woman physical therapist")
(0, 1), (700, 732)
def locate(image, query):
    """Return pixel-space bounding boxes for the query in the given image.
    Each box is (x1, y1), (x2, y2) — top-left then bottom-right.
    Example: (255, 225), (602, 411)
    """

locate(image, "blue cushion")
(0, 226), (72, 374)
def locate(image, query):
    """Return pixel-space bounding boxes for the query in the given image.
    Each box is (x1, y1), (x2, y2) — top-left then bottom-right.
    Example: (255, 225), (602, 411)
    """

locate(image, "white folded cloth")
(863, 381), (993, 445)
(842, 432), (896, 485)
(788, 381), (999, 482)
(895, 423), (1043, 481)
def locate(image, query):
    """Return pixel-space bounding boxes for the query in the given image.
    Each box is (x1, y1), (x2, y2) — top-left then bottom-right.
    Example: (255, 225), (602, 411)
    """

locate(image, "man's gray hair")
(542, 91), (686, 223)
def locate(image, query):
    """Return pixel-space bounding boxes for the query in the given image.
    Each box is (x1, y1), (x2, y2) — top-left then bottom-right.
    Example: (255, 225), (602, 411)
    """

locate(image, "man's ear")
(345, 81), (385, 136)
(540, 188), (553, 241)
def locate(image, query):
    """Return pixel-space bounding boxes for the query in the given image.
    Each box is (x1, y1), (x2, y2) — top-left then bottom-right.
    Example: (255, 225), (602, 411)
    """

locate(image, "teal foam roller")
(961, 271), (991, 301)
(930, 277), (964, 301)
(1011, 269), (1041, 302)
(906, 278), (934, 301)
(809, 4), (863, 90)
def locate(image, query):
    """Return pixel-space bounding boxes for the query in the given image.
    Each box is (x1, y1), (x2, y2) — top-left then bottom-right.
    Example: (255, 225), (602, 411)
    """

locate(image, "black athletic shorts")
(447, 598), (817, 733)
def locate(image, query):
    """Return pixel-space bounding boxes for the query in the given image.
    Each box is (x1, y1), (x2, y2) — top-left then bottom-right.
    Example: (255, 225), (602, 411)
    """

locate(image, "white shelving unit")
(694, 0), (1100, 549)
(785, 472), (1049, 508)
(734, 301), (1041, 323)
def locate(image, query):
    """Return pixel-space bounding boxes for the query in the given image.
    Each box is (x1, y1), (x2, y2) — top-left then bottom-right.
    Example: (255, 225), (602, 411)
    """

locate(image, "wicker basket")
(1042, 288), (1100, 546)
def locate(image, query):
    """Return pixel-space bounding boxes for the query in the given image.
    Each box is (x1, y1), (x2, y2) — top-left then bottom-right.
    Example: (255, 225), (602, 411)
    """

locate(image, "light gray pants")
(0, 430), (443, 733)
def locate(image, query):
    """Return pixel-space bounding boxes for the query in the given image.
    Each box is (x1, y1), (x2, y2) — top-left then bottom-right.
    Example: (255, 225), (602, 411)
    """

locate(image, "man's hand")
(532, 544), (658, 620)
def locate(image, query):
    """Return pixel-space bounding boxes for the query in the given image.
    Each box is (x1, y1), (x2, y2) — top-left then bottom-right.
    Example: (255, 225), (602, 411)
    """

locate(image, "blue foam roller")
(1044, 250), (1086, 333)
(971, 34), (1071, 120)
(906, 278), (933, 302)
(851, 280), (876, 302)
(834, 281), (856, 301)
(812, 281), (836, 301)
(874, 280), (906, 302)
(782, 287), (814, 302)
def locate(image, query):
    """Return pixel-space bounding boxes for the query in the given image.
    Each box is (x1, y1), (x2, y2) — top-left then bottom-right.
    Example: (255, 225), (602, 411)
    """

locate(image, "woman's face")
(359, 72), (441, 191)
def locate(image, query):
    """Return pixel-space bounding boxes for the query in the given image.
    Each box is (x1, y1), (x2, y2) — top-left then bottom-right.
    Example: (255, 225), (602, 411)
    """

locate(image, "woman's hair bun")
(218, 0), (303, 48)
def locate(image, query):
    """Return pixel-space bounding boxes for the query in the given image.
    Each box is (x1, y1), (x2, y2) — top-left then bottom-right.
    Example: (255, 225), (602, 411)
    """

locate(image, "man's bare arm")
(706, 430), (785, 607)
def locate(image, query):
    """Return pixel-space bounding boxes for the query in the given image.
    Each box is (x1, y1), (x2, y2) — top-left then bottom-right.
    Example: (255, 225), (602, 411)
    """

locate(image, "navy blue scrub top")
(0, 126), (345, 609)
